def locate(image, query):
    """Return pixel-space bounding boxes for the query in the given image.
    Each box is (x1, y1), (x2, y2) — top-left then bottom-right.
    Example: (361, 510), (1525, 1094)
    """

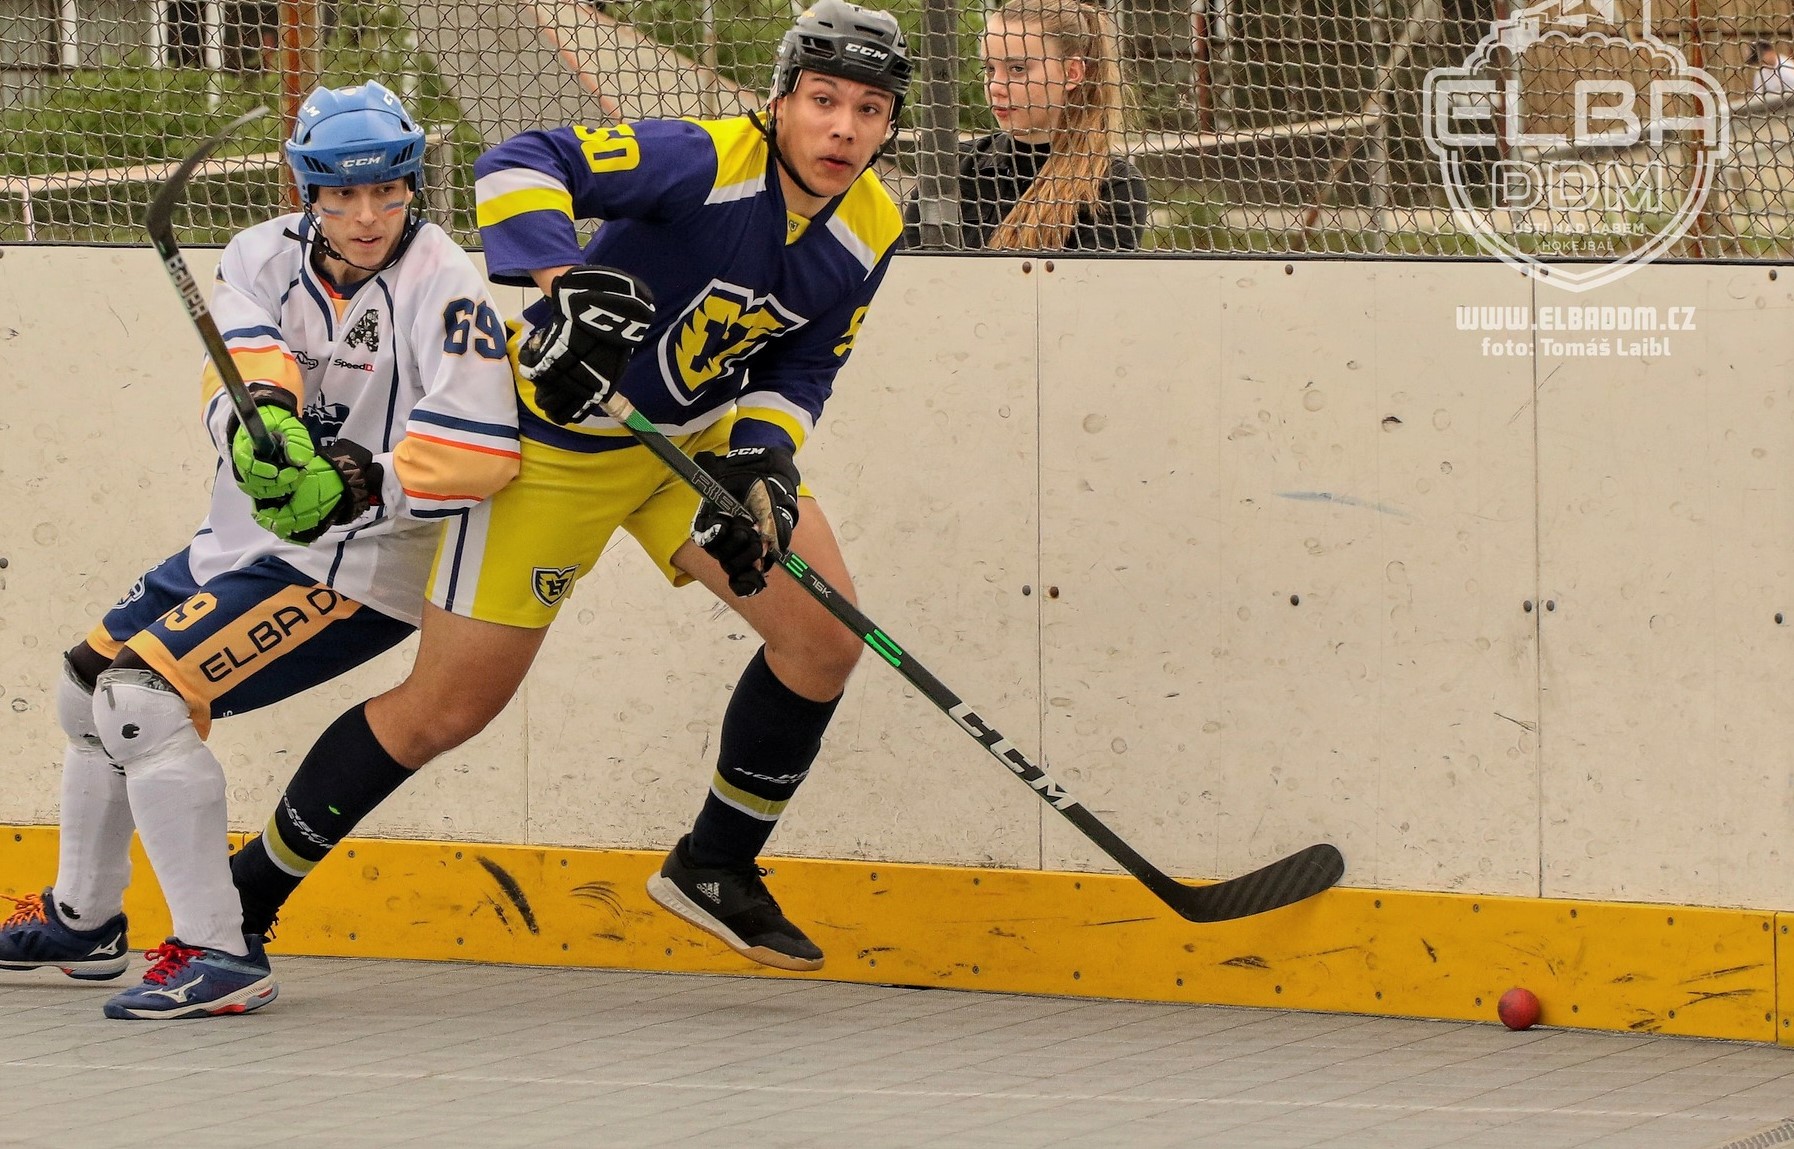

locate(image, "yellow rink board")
(3, 825), (1787, 1045)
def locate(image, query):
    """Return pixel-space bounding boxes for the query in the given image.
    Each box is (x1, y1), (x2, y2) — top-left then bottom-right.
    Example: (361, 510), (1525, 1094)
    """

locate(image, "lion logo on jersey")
(658, 281), (807, 404)
(532, 565), (579, 607)
(344, 310), (381, 352)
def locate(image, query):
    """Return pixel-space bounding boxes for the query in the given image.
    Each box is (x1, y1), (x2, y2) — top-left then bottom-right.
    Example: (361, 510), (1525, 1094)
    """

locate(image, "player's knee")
(818, 626), (864, 683)
(368, 687), (504, 765)
(777, 620), (862, 691)
(56, 656), (104, 750)
(412, 706), (498, 759)
(91, 666), (203, 767)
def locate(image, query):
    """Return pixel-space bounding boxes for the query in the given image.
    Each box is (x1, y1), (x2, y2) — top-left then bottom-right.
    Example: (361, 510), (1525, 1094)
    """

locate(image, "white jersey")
(191, 213), (521, 626)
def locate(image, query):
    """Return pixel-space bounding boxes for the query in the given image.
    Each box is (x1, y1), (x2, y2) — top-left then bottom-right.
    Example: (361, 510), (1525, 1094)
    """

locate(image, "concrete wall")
(2, 247), (1791, 911)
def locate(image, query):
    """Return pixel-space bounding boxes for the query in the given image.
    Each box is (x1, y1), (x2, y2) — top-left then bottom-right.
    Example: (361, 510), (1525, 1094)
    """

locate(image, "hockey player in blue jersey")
(0, 81), (520, 1016)
(228, 1), (910, 971)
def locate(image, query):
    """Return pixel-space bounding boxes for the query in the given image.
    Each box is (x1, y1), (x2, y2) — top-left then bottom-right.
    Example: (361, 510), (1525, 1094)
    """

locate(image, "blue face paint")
(312, 182), (415, 276)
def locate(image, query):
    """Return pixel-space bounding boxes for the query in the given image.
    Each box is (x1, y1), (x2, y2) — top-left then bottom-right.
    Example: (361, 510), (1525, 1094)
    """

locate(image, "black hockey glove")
(690, 445), (801, 599)
(517, 265), (655, 425)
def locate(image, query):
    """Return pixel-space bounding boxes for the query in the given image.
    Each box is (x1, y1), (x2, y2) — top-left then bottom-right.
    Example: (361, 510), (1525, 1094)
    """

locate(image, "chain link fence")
(3, 0), (1792, 256)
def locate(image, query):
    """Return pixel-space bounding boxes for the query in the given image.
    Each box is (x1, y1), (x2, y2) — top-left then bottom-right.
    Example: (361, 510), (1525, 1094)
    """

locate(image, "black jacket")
(904, 132), (1151, 251)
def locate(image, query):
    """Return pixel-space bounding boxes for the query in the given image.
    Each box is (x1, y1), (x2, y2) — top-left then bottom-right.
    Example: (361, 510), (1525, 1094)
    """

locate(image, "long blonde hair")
(985, 0), (1129, 251)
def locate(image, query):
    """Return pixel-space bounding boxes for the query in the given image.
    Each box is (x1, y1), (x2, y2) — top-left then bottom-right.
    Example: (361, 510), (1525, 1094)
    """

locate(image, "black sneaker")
(646, 835), (823, 971)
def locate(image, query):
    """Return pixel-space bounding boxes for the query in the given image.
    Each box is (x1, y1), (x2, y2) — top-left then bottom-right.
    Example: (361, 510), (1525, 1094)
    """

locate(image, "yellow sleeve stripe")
(732, 405), (809, 453)
(695, 117), (770, 198)
(476, 186), (575, 229)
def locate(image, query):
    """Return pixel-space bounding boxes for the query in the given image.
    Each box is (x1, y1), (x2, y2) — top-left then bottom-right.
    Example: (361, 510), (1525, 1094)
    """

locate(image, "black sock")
(687, 647), (840, 869)
(231, 702), (414, 935)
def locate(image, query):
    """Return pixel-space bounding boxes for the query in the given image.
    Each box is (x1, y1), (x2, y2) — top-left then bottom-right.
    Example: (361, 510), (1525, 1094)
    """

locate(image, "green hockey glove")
(230, 384), (315, 501)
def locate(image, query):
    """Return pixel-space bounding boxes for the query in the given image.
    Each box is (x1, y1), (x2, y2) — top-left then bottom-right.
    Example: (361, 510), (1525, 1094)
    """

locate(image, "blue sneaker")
(102, 935), (278, 1020)
(0, 889), (129, 981)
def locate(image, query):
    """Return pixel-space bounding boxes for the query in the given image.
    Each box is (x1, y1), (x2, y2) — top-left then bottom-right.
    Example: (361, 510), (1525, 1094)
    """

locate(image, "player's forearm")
(530, 265), (577, 296)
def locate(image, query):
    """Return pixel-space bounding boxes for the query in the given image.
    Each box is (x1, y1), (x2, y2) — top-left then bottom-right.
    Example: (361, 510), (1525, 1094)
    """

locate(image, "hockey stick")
(600, 392), (1345, 922)
(145, 105), (284, 464)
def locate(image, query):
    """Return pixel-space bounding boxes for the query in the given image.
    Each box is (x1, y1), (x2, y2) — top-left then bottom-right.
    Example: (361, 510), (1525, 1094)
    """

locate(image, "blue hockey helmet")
(285, 81), (426, 203)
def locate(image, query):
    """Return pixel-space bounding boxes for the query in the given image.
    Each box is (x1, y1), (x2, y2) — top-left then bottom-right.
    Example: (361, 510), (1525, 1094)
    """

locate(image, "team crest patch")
(532, 565), (579, 607)
(344, 310), (381, 352)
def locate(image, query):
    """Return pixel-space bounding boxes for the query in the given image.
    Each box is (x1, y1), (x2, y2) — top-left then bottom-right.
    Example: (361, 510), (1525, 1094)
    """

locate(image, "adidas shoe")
(645, 835), (823, 972)
(0, 889), (130, 981)
(102, 935), (278, 1020)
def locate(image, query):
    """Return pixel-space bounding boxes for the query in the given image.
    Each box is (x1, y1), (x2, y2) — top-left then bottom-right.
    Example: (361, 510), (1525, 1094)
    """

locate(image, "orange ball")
(1498, 987), (1541, 1030)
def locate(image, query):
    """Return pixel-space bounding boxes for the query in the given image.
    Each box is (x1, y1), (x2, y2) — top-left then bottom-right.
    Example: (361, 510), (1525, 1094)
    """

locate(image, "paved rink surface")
(2, 955), (1792, 1148)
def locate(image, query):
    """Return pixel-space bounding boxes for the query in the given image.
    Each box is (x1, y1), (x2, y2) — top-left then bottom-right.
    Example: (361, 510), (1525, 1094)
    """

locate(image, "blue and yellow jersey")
(473, 114), (901, 455)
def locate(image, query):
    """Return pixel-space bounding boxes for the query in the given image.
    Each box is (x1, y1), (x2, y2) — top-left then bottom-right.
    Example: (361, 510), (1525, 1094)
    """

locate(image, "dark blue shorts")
(86, 549), (413, 735)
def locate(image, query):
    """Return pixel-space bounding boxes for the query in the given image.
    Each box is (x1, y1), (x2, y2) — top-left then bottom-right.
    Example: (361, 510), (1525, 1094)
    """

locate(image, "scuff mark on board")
(1277, 490), (1413, 519)
(571, 882), (623, 916)
(476, 855), (540, 934)
(1684, 964), (1762, 982)
(1683, 988), (1758, 1004)
(1220, 955), (1269, 970)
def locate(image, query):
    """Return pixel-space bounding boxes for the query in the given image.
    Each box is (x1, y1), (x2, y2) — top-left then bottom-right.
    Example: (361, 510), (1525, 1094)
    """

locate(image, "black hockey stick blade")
(599, 391), (1346, 923)
(145, 105), (282, 463)
(1150, 842), (1345, 923)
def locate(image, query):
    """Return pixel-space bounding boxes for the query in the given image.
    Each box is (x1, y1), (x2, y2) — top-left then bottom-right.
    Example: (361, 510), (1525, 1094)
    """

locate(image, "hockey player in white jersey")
(0, 81), (520, 1018)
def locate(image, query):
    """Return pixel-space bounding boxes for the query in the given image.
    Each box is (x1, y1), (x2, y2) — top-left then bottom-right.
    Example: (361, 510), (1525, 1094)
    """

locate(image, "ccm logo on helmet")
(843, 42), (890, 61)
(340, 154), (385, 169)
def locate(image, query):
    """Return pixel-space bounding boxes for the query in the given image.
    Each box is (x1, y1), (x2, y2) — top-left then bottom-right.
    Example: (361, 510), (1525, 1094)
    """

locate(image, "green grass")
(1, 0), (479, 242)
(9, 2), (1792, 256)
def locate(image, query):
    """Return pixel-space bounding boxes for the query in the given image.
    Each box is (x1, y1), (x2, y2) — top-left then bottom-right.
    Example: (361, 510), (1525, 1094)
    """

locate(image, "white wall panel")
(5, 245), (1793, 910)
(1035, 260), (1540, 893)
(1536, 264), (1794, 908)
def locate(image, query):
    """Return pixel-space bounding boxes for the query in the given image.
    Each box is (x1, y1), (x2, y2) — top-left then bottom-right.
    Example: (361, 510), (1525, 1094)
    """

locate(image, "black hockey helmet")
(772, 1), (912, 121)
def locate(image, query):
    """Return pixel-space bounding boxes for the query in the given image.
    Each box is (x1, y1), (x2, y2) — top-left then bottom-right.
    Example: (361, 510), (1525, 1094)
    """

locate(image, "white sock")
(94, 670), (247, 957)
(123, 740), (247, 957)
(52, 741), (135, 928)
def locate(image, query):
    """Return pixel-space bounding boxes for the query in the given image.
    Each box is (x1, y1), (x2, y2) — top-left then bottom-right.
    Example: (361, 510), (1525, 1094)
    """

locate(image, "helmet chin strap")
(300, 201), (423, 277)
(753, 96), (900, 207)
(751, 106), (829, 203)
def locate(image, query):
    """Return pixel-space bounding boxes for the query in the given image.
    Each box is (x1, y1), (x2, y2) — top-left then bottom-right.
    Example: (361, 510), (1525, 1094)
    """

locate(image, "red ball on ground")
(1498, 987), (1541, 1030)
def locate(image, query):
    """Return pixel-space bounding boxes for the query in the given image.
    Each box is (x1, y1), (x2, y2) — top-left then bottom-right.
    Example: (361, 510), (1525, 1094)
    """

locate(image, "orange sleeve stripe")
(392, 435), (520, 502)
(405, 430), (523, 459)
(203, 346), (301, 405)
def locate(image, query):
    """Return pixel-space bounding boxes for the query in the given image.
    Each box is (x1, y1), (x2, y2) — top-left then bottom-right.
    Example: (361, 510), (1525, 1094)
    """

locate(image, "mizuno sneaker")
(101, 935), (278, 1020)
(645, 835), (823, 972)
(0, 889), (130, 981)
